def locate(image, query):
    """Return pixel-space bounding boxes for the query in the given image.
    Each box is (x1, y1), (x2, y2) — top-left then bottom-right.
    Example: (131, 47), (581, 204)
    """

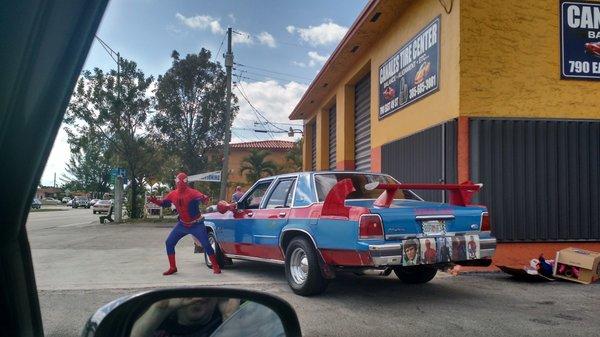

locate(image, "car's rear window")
(315, 173), (418, 202)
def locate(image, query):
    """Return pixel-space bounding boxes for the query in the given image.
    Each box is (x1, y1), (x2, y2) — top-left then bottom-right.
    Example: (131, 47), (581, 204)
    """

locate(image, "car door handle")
(278, 212), (286, 218)
(247, 212), (254, 217)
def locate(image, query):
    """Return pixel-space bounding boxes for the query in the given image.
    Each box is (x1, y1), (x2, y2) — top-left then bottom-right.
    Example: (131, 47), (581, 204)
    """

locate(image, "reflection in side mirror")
(82, 288), (301, 337)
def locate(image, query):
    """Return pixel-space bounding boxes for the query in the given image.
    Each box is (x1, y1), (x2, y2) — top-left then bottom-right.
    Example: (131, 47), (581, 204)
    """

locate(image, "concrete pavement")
(27, 209), (600, 337)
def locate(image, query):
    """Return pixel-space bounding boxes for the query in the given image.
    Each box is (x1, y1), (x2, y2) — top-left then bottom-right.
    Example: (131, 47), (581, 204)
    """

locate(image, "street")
(28, 208), (600, 337)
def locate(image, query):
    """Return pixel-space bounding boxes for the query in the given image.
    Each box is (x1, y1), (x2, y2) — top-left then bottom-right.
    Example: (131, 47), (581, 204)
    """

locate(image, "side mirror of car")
(81, 287), (302, 337)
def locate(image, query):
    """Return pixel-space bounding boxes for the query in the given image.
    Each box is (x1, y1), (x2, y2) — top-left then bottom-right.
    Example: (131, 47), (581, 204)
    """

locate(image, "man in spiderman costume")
(148, 172), (221, 275)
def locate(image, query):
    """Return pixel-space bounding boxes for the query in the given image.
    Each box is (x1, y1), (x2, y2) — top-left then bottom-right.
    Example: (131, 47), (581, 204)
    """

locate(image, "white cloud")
(232, 30), (254, 45)
(289, 21), (348, 46)
(233, 80), (307, 140)
(307, 51), (328, 66)
(292, 61), (307, 68)
(257, 32), (276, 48)
(175, 13), (225, 35)
(228, 13), (236, 22)
(293, 51), (329, 68)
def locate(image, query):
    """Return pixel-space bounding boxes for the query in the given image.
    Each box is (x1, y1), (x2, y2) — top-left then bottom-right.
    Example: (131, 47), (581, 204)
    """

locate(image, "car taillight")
(359, 214), (384, 240)
(481, 212), (491, 231)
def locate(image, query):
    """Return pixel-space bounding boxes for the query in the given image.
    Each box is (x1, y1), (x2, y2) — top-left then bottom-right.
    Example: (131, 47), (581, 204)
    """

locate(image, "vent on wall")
(370, 12), (381, 22)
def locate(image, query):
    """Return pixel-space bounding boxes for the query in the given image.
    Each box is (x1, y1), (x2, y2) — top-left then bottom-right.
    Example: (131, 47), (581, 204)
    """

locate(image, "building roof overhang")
(289, 0), (410, 120)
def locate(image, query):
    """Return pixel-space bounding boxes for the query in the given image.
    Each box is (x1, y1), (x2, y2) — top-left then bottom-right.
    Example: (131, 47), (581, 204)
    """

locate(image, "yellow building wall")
(368, 0), (461, 149)
(460, 0), (600, 118)
(305, 0), (462, 170)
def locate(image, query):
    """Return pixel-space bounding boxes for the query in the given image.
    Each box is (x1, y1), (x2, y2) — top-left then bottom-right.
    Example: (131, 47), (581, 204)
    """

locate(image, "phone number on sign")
(409, 75), (437, 99)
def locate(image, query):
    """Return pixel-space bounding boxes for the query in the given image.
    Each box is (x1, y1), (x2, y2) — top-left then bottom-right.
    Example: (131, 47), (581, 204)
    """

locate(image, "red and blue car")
(204, 171), (496, 296)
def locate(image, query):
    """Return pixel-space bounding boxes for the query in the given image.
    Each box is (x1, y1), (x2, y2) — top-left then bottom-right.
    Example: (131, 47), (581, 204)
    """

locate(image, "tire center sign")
(560, 1), (600, 80)
(378, 16), (440, 119)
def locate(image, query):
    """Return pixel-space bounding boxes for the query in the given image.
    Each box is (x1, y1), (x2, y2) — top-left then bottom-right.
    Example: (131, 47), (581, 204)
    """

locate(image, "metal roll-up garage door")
(354, 74), (371, 171)
(470, 119), (600, 242)
(310, 121), (316, 170)
(328, 105), (336, 170)
(381, 120), (457, 202)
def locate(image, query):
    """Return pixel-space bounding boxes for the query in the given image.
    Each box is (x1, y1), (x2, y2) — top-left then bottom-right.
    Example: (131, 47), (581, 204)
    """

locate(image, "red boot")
(163, 254), (178, 275)
(209, 255), (221, 274)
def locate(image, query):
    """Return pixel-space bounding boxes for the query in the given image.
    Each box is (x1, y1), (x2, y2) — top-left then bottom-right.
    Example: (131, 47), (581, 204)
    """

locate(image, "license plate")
(421, 220), (446, 236)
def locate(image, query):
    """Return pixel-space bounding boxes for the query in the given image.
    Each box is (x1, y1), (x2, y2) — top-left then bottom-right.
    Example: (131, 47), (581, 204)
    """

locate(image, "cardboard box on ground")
(553, 248), (600, 284)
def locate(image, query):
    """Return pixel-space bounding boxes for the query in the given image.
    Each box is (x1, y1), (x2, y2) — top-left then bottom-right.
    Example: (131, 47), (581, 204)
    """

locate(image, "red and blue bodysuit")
(149, 172), (221, 275)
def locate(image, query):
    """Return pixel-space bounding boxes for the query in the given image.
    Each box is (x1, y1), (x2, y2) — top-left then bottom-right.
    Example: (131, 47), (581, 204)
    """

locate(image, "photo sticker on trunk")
(402, 239), (420, 266)
(420, 238), (437, 264)
(436, 237), (452, 263)
(466, 235), (480, 260)
(452, 235), (467, 261)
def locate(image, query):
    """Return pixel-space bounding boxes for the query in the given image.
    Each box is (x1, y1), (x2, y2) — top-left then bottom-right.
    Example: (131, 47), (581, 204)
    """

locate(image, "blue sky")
(41, 0), (368, 186)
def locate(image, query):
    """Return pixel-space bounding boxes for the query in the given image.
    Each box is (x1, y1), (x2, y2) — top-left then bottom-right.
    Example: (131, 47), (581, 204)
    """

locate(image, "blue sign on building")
(378, 16), (440, 119)
(560, 1), (600, 80)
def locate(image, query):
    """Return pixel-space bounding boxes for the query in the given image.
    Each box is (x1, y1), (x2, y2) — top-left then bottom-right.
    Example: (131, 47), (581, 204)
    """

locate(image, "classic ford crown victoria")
(204, 171), (496, 296)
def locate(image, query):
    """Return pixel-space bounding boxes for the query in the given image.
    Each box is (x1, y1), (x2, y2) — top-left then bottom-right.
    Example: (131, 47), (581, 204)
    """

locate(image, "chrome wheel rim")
(209, 236), (216, 252)
(207, 236), (216, 266)
(290, 247), (308, 285)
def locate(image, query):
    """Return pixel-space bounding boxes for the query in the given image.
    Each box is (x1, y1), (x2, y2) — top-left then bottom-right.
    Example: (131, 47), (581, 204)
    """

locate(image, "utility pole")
(114, 175), (123, 223)
(219, 27), (233, 201)
(115, 52), (124, 222)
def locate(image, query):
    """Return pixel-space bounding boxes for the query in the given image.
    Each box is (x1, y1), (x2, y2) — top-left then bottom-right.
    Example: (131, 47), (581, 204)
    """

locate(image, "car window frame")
(263, 177), (297, 209)
(238, 179), (274, 210)
(312, 172), (423, 202)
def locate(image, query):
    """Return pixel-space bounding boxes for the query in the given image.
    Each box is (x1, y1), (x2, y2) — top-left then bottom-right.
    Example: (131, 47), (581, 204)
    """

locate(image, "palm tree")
(283, 138), (302, 172)
(240, 150), (278, 182)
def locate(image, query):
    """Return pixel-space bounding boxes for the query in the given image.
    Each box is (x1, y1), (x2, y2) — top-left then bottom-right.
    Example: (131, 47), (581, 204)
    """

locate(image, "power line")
(256, 120), (302, 127)
(233, 82), (276, 138)
(213, 33), (226, 64)
(235, 62), (313, 81)
(94, 35), (119, 64)
(233, 82), (281, 138)
(233, 30), (314, 51)
(235, 82), (289, 134)
(233, 68), (309, 84)
(233, 73), (264, 82)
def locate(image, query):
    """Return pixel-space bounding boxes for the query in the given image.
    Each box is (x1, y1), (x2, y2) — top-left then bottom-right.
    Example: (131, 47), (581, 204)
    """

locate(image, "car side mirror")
(81, 287), (301, 337)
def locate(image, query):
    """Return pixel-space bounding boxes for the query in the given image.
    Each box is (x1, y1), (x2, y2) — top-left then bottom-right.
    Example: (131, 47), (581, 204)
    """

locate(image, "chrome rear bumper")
(368, 236), (497, 267)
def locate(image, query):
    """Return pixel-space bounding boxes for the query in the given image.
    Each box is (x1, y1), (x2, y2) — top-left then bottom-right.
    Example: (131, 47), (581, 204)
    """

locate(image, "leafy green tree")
(240, 150), (278, 182)
(64, 59), (154, 218)
(62, 137), (112, 198)
(152, 49), (237, 175)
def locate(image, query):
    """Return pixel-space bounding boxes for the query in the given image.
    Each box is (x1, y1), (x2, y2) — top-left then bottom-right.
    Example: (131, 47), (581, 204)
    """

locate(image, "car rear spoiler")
(321, 178), (356, 217)
(364, 181), (483, 208)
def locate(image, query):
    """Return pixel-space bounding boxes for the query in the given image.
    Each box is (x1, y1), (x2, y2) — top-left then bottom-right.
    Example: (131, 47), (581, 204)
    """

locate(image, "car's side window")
(265, 179), (296, 209)
(240, 181), (272, 209)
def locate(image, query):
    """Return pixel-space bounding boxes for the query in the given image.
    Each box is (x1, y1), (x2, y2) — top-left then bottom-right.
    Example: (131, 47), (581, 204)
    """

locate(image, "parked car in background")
(31, 198), (42, 209)
(206, 171), (496, 296)
(41, 197), (60, 205)
(89, 199), (99, 207)
(72, 196), (90, 208)
(92, 199), (112, 214)
(61, 197), (71, 204)
(66, 199), (73, 206)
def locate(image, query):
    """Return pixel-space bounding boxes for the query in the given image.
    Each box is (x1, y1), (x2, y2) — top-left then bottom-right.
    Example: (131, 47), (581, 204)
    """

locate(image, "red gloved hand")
(148, 196), (160, 205)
